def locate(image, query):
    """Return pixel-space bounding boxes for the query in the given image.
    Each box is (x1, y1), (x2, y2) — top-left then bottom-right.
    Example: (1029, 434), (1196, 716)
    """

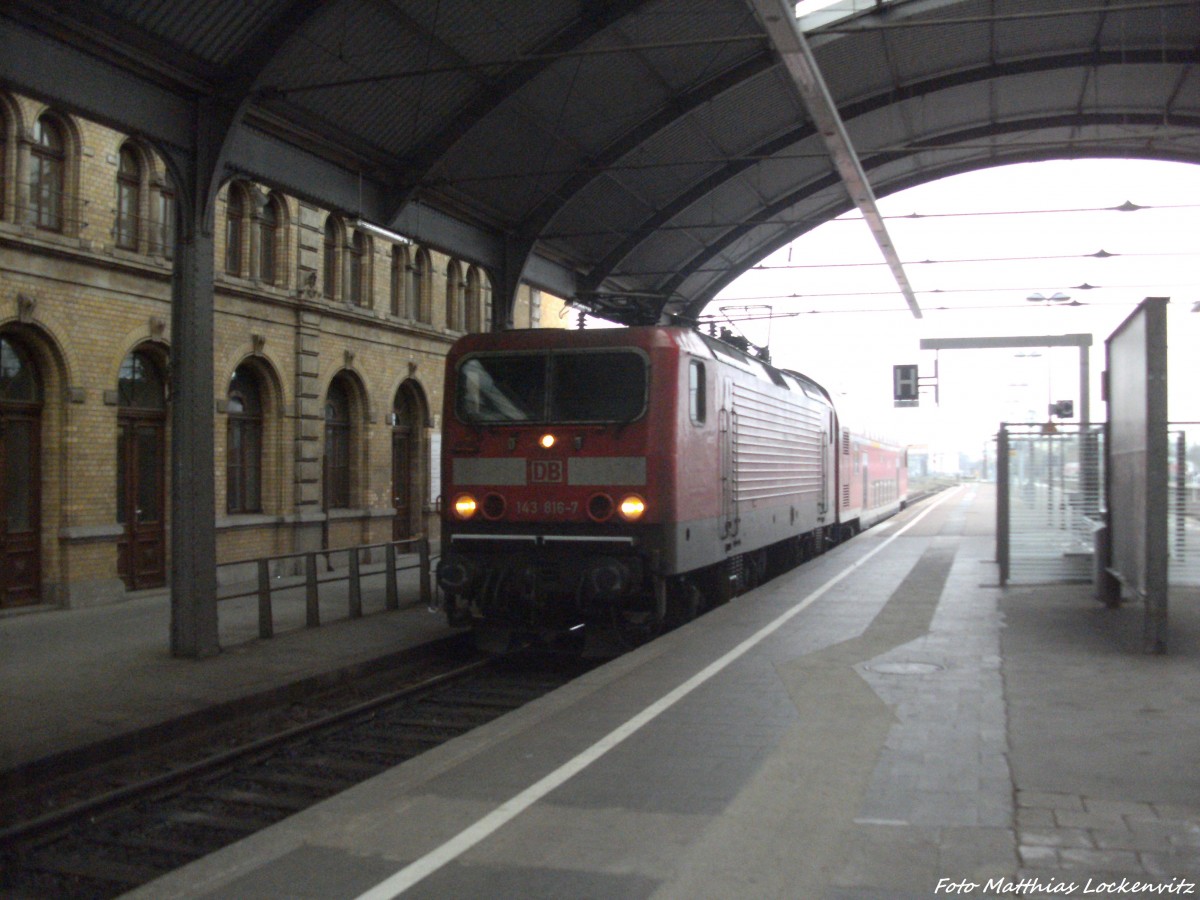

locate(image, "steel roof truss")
(751, 0), (923, 319)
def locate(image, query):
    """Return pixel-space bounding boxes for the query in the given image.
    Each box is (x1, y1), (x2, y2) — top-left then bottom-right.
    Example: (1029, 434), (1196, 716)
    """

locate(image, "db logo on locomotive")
(529, 460), (564, 484)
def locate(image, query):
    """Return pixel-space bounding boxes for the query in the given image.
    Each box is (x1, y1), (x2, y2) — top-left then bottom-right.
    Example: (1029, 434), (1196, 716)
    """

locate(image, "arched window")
(480, 271), (493, 332)
(227, 365), (263, 513)
(323, 216), (339, 300)
(225, 186), (245, 276)
(117, 350), (166, 411)
(31, 115), (65, 232)
(0, 337), (39, 403)
(529, 288), (542, 328)
(116, 146), (140, 250)
(465, 266), (482, 332)
(258, 194), (279, 285)
(324, 377), (352, 509)
(156, 177), (175, 259)
(1, 108), (9, 221)
(348, 229), (366, 306)
(446, 261), (464, 330)
(412, 249), (431, 323)
(390, 244), (408, 317)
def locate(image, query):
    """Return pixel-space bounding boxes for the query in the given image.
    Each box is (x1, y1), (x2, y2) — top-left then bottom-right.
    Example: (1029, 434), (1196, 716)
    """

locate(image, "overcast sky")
(707, 158), (1200, 459)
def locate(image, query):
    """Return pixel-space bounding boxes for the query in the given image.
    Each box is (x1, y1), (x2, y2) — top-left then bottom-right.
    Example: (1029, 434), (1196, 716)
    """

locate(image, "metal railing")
(217, 537), (434, 640)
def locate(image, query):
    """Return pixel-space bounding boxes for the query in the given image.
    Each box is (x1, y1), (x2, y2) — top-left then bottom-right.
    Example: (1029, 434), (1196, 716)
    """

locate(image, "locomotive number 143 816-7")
(515, 499), (580, 517)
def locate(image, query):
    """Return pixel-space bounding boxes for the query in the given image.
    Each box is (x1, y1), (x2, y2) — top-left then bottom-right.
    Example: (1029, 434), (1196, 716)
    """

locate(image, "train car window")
(457, 355), (547, 422)
(549, 351), (645, 422)
(689, 360), (706, 424)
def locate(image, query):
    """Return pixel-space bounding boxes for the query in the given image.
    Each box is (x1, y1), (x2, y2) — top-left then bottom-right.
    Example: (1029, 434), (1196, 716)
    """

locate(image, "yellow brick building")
(0, 89), (565, 611)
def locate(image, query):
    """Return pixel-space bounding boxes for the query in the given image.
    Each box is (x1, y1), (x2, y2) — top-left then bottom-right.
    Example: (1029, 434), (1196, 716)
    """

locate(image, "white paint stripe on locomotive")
(449, 535), (634, 544)
(450, 534), (537, 542)
(453, 457), (526, 485)
(568, 456), (646, 485)
(353, 485), (965, 900)
(542, 535), (635, 544)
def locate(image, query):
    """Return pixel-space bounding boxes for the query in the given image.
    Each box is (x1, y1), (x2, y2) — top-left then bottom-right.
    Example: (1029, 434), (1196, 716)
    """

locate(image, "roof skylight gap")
(795, 0), (906, 33)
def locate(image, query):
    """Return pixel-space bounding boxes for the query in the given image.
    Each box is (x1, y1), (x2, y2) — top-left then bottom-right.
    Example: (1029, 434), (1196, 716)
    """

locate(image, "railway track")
(0, 644), (597, 899)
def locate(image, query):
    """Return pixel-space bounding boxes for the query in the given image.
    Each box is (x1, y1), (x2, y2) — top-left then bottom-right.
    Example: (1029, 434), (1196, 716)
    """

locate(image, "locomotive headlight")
(618, 494), (646, 522)
(453, 494), (478, 520)
(539, 433), (556, 449)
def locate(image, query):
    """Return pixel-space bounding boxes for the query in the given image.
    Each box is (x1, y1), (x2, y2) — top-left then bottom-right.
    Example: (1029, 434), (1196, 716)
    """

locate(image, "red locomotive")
(436, 325), (906, 648)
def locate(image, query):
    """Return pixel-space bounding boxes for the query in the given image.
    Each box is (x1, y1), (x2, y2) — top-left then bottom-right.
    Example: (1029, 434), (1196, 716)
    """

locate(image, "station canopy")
(5, 0), (1198, 325)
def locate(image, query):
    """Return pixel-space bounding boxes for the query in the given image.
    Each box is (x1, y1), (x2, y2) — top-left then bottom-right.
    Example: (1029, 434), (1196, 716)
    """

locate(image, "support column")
(169, 193), (219, 657)
(996, 424), (1009, 587)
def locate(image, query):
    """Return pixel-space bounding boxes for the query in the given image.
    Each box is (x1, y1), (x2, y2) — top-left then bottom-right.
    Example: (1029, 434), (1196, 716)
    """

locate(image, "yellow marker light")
(618, 495), (646, 521)
(539, 433), (556, 449)
(453, 494), (478, 519)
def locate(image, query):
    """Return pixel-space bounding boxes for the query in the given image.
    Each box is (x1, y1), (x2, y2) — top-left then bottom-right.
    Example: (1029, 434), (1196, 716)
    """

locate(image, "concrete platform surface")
(60, 482), (1197, 900)
(1, 565), (456, 774)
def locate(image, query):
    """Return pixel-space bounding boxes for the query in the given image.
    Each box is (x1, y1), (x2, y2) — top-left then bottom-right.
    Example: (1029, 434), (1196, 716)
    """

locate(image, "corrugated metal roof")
(7, 0), (1198, 323)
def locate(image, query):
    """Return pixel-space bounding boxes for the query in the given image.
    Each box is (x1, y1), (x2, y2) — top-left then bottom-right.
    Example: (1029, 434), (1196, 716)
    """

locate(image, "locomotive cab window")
(689, 360), (706, 424)
(458, 354), (546, 422)
(457, 350), (646, 424)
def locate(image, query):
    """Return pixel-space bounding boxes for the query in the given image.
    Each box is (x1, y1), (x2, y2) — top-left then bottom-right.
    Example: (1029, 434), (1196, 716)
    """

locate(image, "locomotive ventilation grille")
(731, 383), (824, 501)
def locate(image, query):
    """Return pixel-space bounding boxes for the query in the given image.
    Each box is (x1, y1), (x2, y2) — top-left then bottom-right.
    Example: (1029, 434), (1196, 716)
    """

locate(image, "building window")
(481, 273), (493, 332)
(324, 377), (352, 509)
(258, 194), (278, 285)
(529, 288), (542, 328)
(348, 229), (366, 306)
(412, 249), (431, 323)
(117, 350), (166, 411)
(323, 216), (339, 300)
(227, 366), (263, 514)
(390, 245), (408, 316)
(446, 261), (464, 330)
(156, 180), (175, 259)
(31, 115), (65, 232)
(115, 146), (140, 250)
(0, 336), (41, 404)
(0, 109), (6, 221)
(225, 186), (244, 276)
(465, 267), (480, 332)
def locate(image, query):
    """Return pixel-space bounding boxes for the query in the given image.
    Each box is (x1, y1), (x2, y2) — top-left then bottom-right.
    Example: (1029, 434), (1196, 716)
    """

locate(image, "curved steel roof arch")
(661, 58), (1200, 319)
(2, 0), (1197, 325)
(676, 134), (1198, 324)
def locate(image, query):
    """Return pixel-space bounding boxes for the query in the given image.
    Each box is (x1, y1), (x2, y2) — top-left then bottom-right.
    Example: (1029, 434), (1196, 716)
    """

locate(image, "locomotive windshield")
(457, 350), (647, 424)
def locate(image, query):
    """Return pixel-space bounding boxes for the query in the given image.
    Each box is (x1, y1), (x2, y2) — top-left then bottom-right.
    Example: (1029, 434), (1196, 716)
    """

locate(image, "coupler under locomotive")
(437, 545), (673, 652)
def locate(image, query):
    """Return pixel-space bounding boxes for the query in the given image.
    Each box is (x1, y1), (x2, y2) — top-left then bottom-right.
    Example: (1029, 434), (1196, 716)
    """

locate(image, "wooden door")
(117, 417), (166, 589)
(0, 410), (41, 606)
(392, 426), (413, 540)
